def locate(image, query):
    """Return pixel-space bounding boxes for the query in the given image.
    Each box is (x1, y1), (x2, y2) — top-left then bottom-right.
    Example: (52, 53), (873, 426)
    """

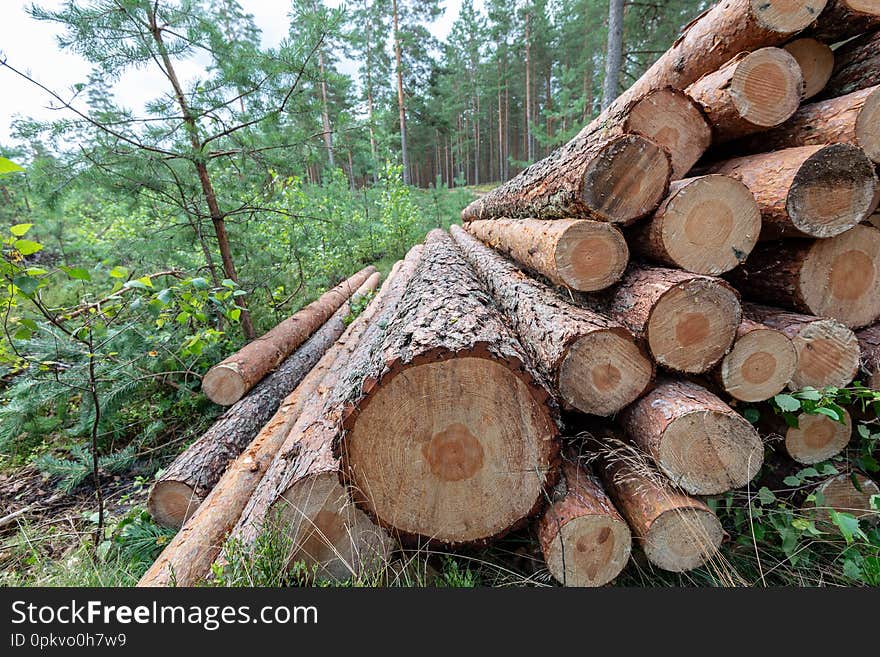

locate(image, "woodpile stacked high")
(140, 0), (880, 588)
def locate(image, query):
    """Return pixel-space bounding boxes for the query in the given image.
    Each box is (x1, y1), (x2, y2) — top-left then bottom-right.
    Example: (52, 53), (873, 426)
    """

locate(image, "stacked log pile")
(141, 0), (880, 587)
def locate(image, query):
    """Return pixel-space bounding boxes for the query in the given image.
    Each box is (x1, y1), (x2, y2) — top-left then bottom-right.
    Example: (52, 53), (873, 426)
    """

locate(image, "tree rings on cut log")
(751, 0), (830, 33)
(785, 409), (852, 465)
(624, 87), (712, 179)
(537, 460), (631, 587)
(783, 38), (834, 100)
(621, 380), (764, 495)
(806, 472), (880, 527)
(718, 320), (798, 402)
(148, 480), (199, 531)
(629, 175), (760, 275)
(465, 218), (629, 292)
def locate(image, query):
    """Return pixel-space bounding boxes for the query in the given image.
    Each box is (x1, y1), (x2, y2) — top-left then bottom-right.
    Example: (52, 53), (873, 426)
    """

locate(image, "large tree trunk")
(337, 230), (560, 546)
(722, 86), (880, 164)
(147, 272), (378, 529)
(450, 225), (652, 416)
(464, 218), (629, 291)
(822, 29), (880, 99)
(783, 38), (835, 100)
(702, 144), (877, 238)
(806, 0), (880, 42)
(726, 225), (880, 328)
(715, 318), (798, 402)
(627, 175), (761, 275)
(600, 453), (723, 573)
(537, 456), (631, 587)
(741, 302), (860, 389)
(605, 265), (741, 374)
(620, 379), (763, 495)
(601, 0), (625, 110)
(686, 47), (804, 142)
(202, 266), (376, 405)
(856, 322), (880, 388)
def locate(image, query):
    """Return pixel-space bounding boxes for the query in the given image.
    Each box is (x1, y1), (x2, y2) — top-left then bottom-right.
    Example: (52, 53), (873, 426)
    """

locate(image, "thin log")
(805, 471), (880, 527)
(784, 38), (834, 100)
(716, 318), (799, 402)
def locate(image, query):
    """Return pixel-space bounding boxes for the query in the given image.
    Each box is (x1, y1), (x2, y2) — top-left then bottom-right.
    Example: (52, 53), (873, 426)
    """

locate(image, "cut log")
(856, 322), (880, 388)
(806, 472), (880, 527)
(605, 265), (741, 374)
(823, 29), (880, 99)
(784, 38), (835, 100)
(703, 144), (878, 238)
(620, 379), (764, 495)
(450, 225), (653, 416)
(727, 225), (880, 328)
(724, 86), (880, 164)
(716, 318), (799, 402)
(147, 272), (380, 529)
(463, 218), (628, 292)
(742, 303), (860, 389)
(807, 0), (880, 43)
(461, 134), (671, 224)
(686, 47), (804, 143)
(537, 458), (631, 587)
(217, 249), (424, 581)
(338, 229), (560, 545)
(601, 455), (723, 573)
(784, 408), (852, 464)
(202, 266), (377, 405)
(627, 175), (761, 275)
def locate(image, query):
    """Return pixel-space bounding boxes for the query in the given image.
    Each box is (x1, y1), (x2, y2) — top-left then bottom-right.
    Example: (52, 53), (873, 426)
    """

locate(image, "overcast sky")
(0, 0), (467, 141)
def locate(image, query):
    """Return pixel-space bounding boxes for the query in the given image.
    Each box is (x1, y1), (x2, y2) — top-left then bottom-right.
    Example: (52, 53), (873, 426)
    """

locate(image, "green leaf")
(829, 510), (865, 544)
(60, 266), (91, 281)
(123, 280), (150, 290)
(783, 476), (801, 487)
(190, 277), (209, 289)
(757, 487), (776, 505)
(13, 239), (43, 256)
(797, 387), (822, 401)
(156, 288), (173, 305)
(13, 275), (40, 296)
(742, 407), (760, 424)
(109, 266), (129, 279)
(774, 394), (801, 412)
(9, 223), (33, 236)
(0, 156), (24, 175)
(228, 307), (241, 321)
(136, 275), (153, 288)
(814, 407), (841, 422)
(858, 424), (871, 439)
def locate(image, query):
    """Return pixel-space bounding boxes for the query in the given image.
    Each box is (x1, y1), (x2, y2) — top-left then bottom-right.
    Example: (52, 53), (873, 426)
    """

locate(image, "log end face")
(554, 221), (629, 291)
(783, 38), (835, 100)
(855, 87), (880, 164)
(790, 319), (861, 389)
(730, 47), (803, 128)
(202, 364), (247, 406)
(785, 409), (852, 465)
(148, 481), (199, 530)
(721, 328), (798, 402)
(750, 0), (829, 34)
(806, 472), (880, 528)
(542, 514), (632, 587)
(645, 507), (723, 572)
(559, 329), (653, 416)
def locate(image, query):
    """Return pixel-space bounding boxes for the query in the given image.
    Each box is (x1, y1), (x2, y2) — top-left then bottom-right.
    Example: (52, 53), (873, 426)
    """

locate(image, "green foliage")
(34, 444), (136, 493)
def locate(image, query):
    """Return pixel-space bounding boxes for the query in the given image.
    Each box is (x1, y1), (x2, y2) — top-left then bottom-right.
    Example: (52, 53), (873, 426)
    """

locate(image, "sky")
(0, 0), (468, 141)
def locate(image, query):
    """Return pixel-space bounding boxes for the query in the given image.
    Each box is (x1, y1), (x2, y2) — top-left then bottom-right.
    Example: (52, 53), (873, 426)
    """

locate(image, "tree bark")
(336, 230), (560, 546)
(727, 225), (880, 328)
(783, 38), (835, 100)
(856, 322), (880, 388)
(741, 302), (860, 389)
(686, 47), (804, 142)
(202, 266), (376, 405)
(450, 225), (652, 416)
(605, 265), (741, 374)
(537, 456), (631, 587)
(392, 0), (409, 184)
(806, 0), (880, 43)
(822, 29), (880, 99)
(317, 48), (335, 169)
(627, 175), (760, 275)
(619, 379), (763, 495)
(464, 218), (629, 291)
(702, 144), (877, 239)
(715, 318), (799, 402)
(602, 0), (625, 110)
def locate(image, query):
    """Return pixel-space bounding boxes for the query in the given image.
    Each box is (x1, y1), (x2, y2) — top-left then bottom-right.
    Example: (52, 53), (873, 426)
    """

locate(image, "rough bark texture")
(450, 225), (653, 416)
(742, 302), (860, 389)
(627, 175), (761, 275)
(822, 29), (880, 99)
(601, 455), (723, 573)
(806, 471), (880, 527)
(620, 379), (764, 495)
(856, 322), (880, 388)
(337, 229), (560, 546)
(783, 38), (835, 100)
(605, 265), (741, 374)
(537, 458), (631, 587)
(716, 318), (799, 401)
(703, 144), (877, 238)
(202, 265), (376, 405)
(727, 225), (880, 328)
(686, 47), (804, 142)
(147, 275), (377, 529)
(724, 85), (880, 163)
(464, 218), (629, 292)
(806, 0), (880, 42)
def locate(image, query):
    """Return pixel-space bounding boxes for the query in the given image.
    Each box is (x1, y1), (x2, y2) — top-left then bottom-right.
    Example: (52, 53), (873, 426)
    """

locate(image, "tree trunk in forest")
(464, 218), (629, 291)
(620, 379), (763, 495)
(784, 38), (835, 100)
(856, 322), (880, 389)
(525, 12), (534, 163)
(741, 302), (860, 390)
(602, 0), (625, 110)
(627, 175), (760, 275)
(821, 29), (880, 99)
(337, 230), (559, 546)
(806, 0), (880, 42)
(600, 453), (723, 573)
(805, 471), (880, 527)
(392, 0), (409, 184)
(686, 47), (803, 143)
(715, 318), (799, 402)
(727, 225), (880, 328)
(537, 456), (631, 587)
(317, 48), (335, 169)
(450, 225), (652, 416)
(202, 266), (376, 405)
(702, 144), (877, 239)
(722, 86), (880, 164)
(605, 265), (741, 374)
(365, 15), (379, 184)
